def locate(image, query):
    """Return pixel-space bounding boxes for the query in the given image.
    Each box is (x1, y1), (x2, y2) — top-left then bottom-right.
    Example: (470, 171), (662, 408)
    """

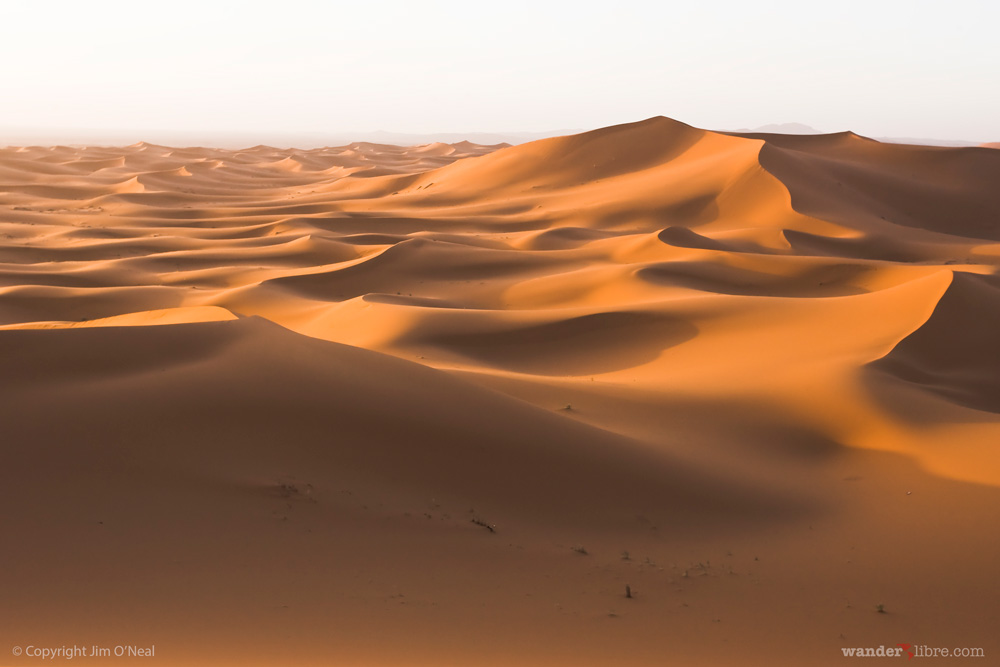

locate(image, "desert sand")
(2, 118), (999, 666)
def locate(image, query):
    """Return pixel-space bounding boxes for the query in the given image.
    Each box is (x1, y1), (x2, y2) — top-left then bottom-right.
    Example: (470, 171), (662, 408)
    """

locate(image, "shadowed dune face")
(398, 310), (699, 376)
(870, 272), (1000, 414)
(0, 318), (784, 527)
(2, 120), (1000, 665)
(757, 133), (1000, 241)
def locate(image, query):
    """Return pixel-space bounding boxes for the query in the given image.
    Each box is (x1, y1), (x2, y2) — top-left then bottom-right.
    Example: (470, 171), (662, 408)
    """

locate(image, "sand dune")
(2, 121), (999, 665)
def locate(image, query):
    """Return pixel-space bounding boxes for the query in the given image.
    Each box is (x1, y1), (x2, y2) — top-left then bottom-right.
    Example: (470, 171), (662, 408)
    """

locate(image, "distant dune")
(729, 122), (988, 147)
(0, 127), (576, 149)
(2, 119), (999, 666)
(877, 136), (984, 147)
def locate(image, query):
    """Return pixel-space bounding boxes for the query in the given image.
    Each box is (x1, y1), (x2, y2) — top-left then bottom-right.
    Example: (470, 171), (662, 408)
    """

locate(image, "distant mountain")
(735, 122), (823, 135)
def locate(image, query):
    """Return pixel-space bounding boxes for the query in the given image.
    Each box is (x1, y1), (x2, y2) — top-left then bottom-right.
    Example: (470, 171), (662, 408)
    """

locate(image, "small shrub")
(471, 518), (496, 533)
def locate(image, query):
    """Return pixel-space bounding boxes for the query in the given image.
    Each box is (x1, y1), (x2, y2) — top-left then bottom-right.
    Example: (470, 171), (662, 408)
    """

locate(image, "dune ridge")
(2, 120), (999, 666)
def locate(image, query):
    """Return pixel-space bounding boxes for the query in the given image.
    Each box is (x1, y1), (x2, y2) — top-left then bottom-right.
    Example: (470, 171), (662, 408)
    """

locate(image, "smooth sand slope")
(2, 120), (999, 666)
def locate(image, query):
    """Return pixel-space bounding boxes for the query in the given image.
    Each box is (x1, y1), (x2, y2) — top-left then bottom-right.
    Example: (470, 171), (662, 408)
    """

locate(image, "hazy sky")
(2, 0), (997, 142)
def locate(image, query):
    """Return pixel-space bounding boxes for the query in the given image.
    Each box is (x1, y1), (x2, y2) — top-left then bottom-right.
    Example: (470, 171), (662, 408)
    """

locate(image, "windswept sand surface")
(2, 119), (999, 666)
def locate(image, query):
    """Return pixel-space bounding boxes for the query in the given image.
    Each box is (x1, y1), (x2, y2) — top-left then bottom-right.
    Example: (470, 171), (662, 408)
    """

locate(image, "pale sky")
(1, 0), (997, 143)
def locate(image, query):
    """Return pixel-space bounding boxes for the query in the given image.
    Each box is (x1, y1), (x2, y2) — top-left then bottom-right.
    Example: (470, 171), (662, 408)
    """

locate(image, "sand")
(1, 118), (999, 666)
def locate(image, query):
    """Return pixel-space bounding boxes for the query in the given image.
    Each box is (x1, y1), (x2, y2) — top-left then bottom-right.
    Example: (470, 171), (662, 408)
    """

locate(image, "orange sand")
(2, 119), (999, 666)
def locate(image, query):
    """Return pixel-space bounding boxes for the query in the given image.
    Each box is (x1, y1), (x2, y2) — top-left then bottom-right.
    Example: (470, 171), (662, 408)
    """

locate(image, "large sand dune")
(2, 119), (999, 665)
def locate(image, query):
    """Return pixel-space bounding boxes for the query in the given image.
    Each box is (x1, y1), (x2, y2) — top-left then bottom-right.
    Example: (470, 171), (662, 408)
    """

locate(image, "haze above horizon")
(2, 0), (997, 144)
